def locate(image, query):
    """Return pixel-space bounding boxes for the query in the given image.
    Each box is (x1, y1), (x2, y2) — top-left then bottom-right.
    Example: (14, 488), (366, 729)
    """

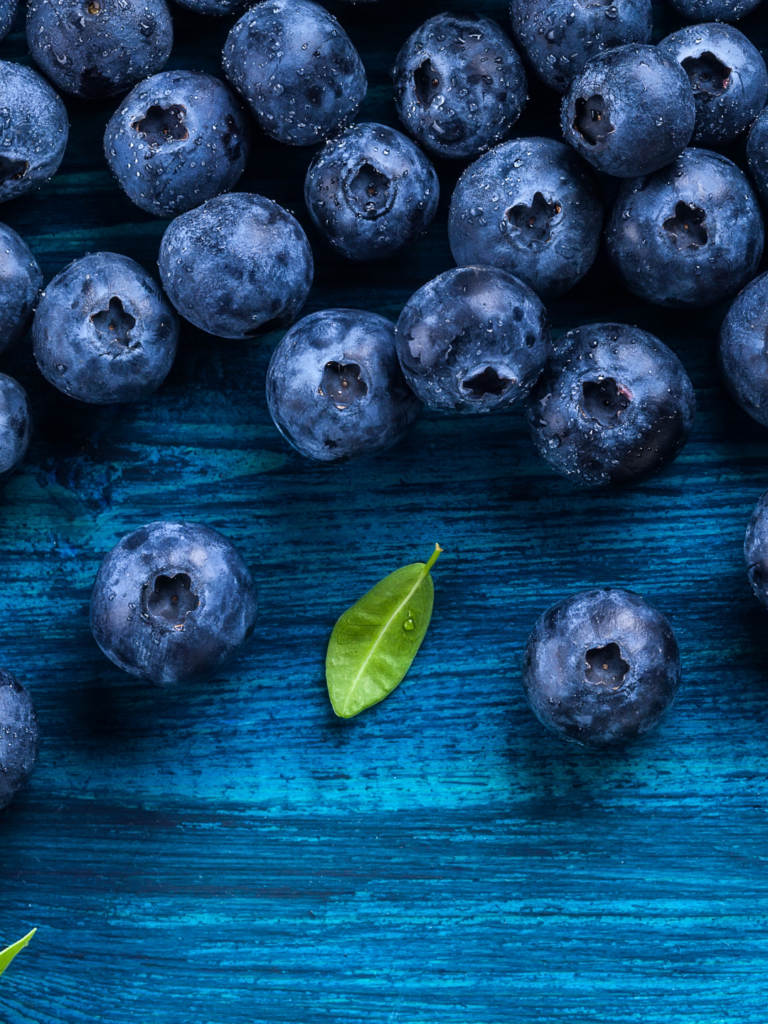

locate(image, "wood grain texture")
(2, 1), (768, 1021)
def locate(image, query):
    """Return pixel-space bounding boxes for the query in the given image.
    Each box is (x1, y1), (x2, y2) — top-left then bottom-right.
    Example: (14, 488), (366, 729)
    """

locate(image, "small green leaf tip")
(0, 929), (36, 979)
(325, 544), (443, 719)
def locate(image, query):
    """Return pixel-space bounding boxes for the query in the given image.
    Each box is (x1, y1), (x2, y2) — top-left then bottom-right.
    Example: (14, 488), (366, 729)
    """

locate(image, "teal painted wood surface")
(2, 2), (768, 1021)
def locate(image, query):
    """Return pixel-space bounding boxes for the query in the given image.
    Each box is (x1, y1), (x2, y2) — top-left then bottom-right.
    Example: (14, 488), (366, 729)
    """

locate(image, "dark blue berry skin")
(90, 521), (258, 687)
(745, 490), (768, 608)
(606, 148), (764, 309)
(0, 0), (18, 41)
(395, 266), (550, 415)
(658, 23), (768, 147)
(0, 671), (39, 810)
(174, 0), (243, 14)
(0, 224), (43, 356)
(27, 0), (173, 100)
(33, 253), (178, 405)
(392, 12), (527, 161)
(0, 374), (31, 476)
(667, 0), (763, 20)
(104, 72), (250, 219)
(526, 323), (695, 487)
(223, 0), (367, 147)
(266, 309), (422, 463)
(561, 44), (695, 178)
(747, 107), (768, 208)
(509, 0), (652, 94)
(159, 193), (313, 340)
(718, 271), (768, 428)
(448, 137), (603, 299)
(523, 588), (681, 748)
(304, 123), (439, 263)
(0, 62), (68, 204)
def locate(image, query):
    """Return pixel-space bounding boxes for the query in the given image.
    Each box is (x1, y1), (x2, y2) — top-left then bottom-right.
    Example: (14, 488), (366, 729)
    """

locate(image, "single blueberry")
(606, 148), (764, 308)
(523, 588), (681, 748)
(304, 123), (439, 262)
(90, 521), (258, 687)
(526, 323), (696, 487)
(33, 253), (178, 405)
(561, 44), (695, 177)
(448, 137), (603, 299)
(266, 309), (422, 462)
(509, 0), (653, 94)
(0, 224), (43, 356)
(0, 62), (68, 204)
(223, 0), (367, 147)
(658, 23), (768, 147)
(27, 0), (173, 99)
(105, 71), (251, 218)
(744, 489), (768, 608)
(666, 0), (763, 21)
(158, 193), (314, 340)
(0, 0), (19, 42)
(392, 12), (527, 161)
(0, 374), (32, 476)
(395, 266), (550, 415)
(718, 271), (768, 428)
(746, 107), (768, 208)
(0, 671), (39, 810)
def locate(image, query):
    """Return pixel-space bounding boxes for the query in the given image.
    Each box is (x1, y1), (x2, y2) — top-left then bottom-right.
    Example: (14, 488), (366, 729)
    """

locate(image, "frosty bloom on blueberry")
(0, 671), (39, 810)
(392, 11), (527, 161)
(267, 309), (422, 463)
(0, 374), (32, 478)
(32, 253), (179, 405)
(104, 71), (251, 218)
(90, 521), (258, 687)
(0, 224), (42, 356)
(523, 588), (682, 748)
(395, 266), (550, 415)
(448, 137), (603, 299)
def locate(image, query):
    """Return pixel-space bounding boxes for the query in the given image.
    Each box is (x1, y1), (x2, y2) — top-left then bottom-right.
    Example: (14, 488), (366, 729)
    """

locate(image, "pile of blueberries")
(5, 0), (768, 813)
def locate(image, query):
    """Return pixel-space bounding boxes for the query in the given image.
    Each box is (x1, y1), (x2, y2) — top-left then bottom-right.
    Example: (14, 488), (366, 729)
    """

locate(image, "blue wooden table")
(2, 2), (768, 1021)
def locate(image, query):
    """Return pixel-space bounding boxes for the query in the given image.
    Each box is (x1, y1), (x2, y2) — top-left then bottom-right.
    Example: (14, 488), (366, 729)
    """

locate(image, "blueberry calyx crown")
(461, 366), (514, 398)
(343, 162), (394, 220)
(581, 377), (631, 427)
(663, 201), (708, 250)
(585, 642), (630, 690)
(132, 105), (189, 147)
(573, 95), (614, 145)
(414, 60), (441, 107)
(318, 361), (368, 409)
(143, 571), (200, 630)
(504, 192), (562, 248)
(0, 157), (29, 185)
(681, 52), (731, 102)
(90, 296), (137, 350)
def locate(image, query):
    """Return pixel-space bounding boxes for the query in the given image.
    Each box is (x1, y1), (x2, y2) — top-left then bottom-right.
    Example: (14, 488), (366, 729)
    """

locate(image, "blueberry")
(395, 266), (550, 415)
(266, 309), (422, 463)
(90, 521), (258, 687)
(27, 0), (173, 99)
(33, 253), (179, 405)
(746, 107), (768, 208)
(304, 123), (439, 262)
(448, 137), (603, 299)
(158, 193), (313, 340)
(392, 12), (527, 161)
(0, 62), (68, 204)
(223, 0), (367, 147)
(0, 224), (42, 356)
(718, 271), (768, 428)
(606, 148), (764, 308)
(104, 71), (251, 218)
(509, 0), (652, 94)
(0, 671), (39, 810)
(0, 374), (32, 476)
(0, 0), (19, 42)
(526, 323), (696, 487)
(658, 23), (768, 147)
(561, 44), (695, 178)
(666, 0), (763, 21)
(745, 490), (768, 608)
(523, 588), (681, 748)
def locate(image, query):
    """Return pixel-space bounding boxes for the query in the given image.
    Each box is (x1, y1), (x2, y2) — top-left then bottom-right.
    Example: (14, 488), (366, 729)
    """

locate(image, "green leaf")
(0, 930), (36, 979)
(326, 544), (442, 718)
